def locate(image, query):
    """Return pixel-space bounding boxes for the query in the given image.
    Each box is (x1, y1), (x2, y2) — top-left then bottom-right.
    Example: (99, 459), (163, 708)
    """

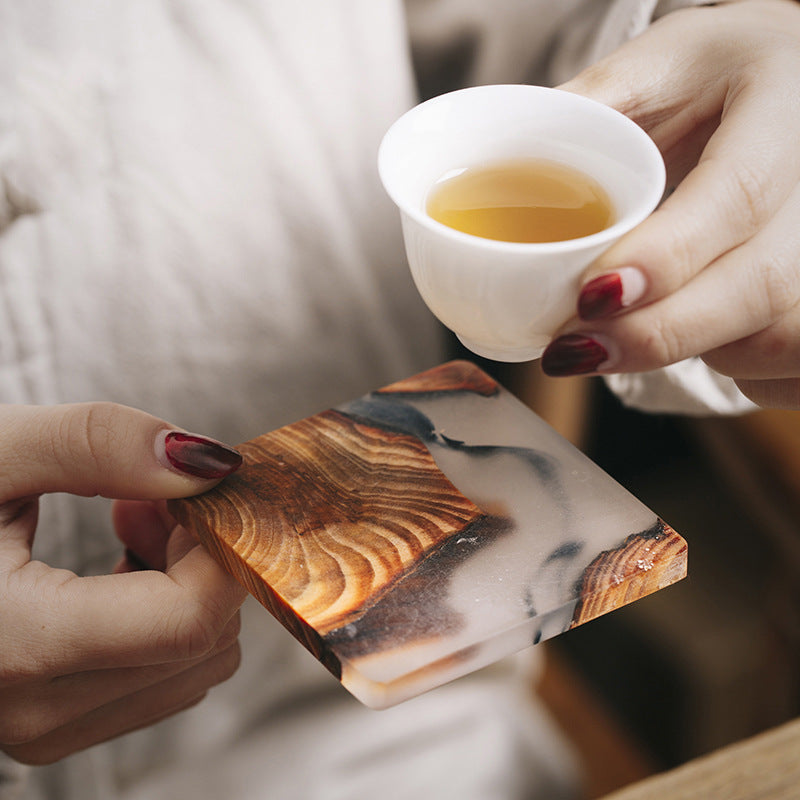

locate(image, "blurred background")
(470, 355), (800, 798)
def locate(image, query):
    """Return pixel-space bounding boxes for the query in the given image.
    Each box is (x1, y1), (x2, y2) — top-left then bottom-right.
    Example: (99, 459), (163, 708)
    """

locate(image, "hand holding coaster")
(169, 362), (686, 709)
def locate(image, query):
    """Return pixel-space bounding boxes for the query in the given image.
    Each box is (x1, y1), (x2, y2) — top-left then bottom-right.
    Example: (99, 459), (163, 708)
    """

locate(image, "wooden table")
(599, 717), (800, 800)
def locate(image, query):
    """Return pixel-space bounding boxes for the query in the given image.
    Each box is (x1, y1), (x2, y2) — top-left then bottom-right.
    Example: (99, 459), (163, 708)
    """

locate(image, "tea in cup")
(378, 85), (665, 362)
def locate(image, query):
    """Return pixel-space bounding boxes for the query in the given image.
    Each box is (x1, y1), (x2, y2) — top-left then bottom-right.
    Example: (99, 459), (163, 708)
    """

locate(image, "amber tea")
(426, 158), (614, 244)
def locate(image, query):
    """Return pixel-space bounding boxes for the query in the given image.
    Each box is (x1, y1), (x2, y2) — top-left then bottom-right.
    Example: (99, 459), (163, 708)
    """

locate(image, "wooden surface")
(571, 521), (687, 628)
(599, 717), (800, 800)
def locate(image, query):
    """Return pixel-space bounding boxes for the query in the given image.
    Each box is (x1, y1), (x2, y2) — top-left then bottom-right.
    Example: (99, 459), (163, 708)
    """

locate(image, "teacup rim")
(378, 84), (666, 254)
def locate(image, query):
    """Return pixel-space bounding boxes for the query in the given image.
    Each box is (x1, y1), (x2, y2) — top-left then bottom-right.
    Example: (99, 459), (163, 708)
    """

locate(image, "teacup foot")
(456, 336), (545, 363)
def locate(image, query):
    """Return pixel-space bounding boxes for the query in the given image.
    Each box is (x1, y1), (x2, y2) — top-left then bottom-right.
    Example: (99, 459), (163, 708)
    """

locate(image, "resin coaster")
(169, 361), (687, 709)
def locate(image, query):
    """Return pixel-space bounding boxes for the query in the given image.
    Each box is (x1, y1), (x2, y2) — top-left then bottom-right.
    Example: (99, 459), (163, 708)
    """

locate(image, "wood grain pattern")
(599, 717), (800, 800)
(325, 512), (510, 660)
(169, 407), (491, 675)
(376, 360), (499, 397)
(571, 520), (688, 628)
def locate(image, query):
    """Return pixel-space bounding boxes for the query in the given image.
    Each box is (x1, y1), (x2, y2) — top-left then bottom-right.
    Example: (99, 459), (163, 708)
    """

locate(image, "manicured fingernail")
(578, 267), (646, 321)
(541, 334), (614, 376)
(159, 431), (243, 479)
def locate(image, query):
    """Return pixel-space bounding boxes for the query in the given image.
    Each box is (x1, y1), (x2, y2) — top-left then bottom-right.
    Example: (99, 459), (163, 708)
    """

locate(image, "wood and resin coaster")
(169, 361), (687, 709)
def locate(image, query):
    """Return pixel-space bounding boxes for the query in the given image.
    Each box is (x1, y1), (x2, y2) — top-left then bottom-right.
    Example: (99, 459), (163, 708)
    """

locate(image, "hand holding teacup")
(542, 0), (800, 410)
(382, 1), (800, 410)
(379, 84), (664, 363)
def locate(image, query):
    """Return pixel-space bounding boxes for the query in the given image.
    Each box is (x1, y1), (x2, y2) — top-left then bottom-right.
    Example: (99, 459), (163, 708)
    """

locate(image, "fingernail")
(159, 431), (243, 479)
(578, 267), (646, 321)
(541, 334), (614, 377)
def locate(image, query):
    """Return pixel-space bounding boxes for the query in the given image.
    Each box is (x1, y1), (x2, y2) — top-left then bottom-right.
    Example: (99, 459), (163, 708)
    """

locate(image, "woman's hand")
(541, 0), (800, 409)
(0, 402), (246, 765)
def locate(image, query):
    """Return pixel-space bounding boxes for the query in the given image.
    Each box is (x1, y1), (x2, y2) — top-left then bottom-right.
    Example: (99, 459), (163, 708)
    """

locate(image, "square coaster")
(169, 361), (686, 708)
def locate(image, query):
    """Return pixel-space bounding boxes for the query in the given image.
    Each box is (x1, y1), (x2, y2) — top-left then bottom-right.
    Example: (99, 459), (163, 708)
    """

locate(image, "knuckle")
(639, 317), (687, 367)
(61, 402), (119, 476)
(652, 208), (702, 288)
(227, 610), (242, 639)
(756, 255), (798, 321)
(209, 642), (242, 686)
(215, 611), (242, 651)
(170, 600), (226, 660)
(33, 402), (122, 488)
(564, 60), (612, 94)
(725, 159), (772, 238)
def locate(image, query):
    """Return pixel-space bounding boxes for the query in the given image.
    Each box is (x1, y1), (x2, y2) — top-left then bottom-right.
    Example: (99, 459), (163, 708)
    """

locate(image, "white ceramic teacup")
(378, 84), (665, 362)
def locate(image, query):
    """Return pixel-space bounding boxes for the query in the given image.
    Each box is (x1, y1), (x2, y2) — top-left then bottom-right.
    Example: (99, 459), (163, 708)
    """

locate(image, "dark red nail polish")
(164, 431), (243, 479)
(541, 334), (609, 376)
(578, 273), (623, 320)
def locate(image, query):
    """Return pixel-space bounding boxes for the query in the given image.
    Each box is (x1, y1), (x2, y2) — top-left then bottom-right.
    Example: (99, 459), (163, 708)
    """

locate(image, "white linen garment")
(0, 1), (748, 798)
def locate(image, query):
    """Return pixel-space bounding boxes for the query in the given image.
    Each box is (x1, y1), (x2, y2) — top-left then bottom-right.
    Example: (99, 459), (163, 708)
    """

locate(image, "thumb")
(0, 404), (246, 677)
(0, 402), (242, 506)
